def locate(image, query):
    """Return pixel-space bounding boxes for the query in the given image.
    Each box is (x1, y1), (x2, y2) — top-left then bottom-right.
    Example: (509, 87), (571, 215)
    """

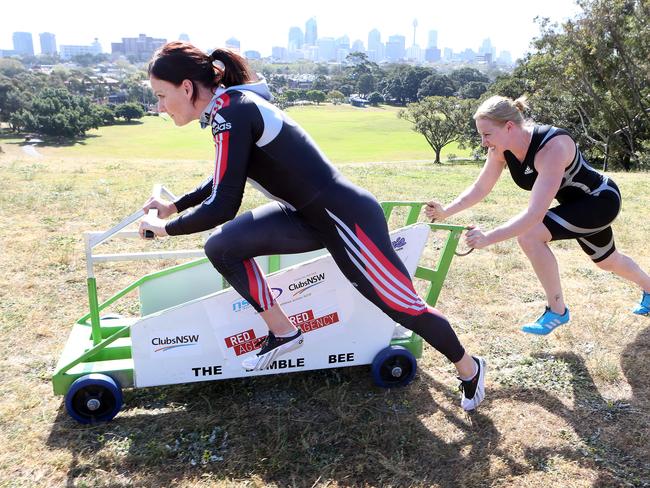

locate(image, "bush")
(115, 102), (144, 122)
(368, 92), (384, 106)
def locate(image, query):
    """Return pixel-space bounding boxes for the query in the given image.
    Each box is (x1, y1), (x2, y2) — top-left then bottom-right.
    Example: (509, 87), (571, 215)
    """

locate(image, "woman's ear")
(182, 79), (193, 98)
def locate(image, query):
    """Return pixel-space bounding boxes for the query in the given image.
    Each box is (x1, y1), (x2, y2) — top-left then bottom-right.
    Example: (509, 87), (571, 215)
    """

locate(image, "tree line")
(0, 59), (149, 138)
(398, 0), (649, 170)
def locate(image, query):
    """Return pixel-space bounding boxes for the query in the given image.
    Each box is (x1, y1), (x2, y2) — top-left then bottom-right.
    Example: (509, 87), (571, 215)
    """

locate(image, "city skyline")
(2, 0), (581, 61)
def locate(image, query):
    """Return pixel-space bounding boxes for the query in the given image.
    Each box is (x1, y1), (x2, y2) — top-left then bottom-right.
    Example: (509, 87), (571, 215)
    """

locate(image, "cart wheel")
(65, 374), (123, 424)
(371, 346), (417, 388)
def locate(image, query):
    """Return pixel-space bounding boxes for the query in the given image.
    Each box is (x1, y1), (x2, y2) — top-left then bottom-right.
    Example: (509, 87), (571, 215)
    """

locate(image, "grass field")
(0, 109), (649, 487)
(1, 104), (467, 163)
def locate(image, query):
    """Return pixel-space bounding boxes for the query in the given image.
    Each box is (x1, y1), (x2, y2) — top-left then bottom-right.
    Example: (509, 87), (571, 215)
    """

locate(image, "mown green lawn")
(35, 104), (468, 163)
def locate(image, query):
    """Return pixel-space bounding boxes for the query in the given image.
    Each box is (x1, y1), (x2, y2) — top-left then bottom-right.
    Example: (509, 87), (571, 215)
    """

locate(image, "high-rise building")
(179, 33), (190, 42)
(427, 30), (438, 48)
(13, 32), (34, 56)
(425, 47), (441, 62)
(39, 32), (57, 55)
(305, 17), (318, 46)
(406, 44), (423, 63)
(351, 39), (365, 53)
(288, 27), (304, 52)
(111, 34), (166, 61)
(317, 37), (336, 62)
(443, 47), (453, 61)
(272, 46), (287, 61)
(498, 50), (512, 65)
(60, 38), (102, 60)
(225, 37), (240, 52)
(244, 50), (261, 60)
(479, 38), (496, 58)
(367, 29), (383, 62)
(385, 35), (406, 62)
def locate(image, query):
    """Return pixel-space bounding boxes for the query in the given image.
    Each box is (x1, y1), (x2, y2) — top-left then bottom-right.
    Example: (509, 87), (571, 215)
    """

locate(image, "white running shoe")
(459, 356), (487, 411)
(242, 330), (304, 371)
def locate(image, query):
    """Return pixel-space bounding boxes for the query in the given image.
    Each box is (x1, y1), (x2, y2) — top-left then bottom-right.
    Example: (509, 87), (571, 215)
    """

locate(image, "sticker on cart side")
(224, 328), (264, 356)
(277, 271), (334, 305)
(231, 288), (283, 314)
(150, 332), (202, 355)
(289, 309), (340, 333)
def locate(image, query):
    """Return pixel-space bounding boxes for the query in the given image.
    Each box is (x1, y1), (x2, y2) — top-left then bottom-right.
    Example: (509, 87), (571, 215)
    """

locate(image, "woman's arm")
(426, 147), (505, 221)
(466, 136), (574, 248)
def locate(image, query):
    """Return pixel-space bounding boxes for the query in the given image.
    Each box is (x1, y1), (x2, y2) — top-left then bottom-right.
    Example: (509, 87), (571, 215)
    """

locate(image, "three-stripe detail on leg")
(243, 258), (274, 311)
(326, 209), (426, 315)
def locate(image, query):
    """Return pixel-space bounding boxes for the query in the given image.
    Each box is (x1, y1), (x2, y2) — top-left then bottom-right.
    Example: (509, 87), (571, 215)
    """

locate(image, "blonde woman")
(426, 95), (650, 335)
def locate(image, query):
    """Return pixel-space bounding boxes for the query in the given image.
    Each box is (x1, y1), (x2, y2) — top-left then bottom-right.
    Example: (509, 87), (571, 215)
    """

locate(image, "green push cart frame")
(52, 199), (467, 396)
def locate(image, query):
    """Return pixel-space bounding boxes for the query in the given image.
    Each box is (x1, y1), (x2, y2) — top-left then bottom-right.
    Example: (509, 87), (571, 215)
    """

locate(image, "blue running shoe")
(521, 307), (570, 335)
(633, 291), (650, 315)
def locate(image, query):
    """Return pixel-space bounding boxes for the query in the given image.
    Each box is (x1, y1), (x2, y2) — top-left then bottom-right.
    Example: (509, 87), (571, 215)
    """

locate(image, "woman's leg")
(517, 222), (566, 314)
(594, 250), (650, 292)
(300, 186), (484, 402)
(204, 202), (324, 336)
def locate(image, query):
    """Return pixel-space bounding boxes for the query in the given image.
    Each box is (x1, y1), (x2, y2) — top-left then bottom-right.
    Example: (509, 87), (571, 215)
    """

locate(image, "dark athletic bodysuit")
(504, 125), (621, 262)
(163, 81), (465, 363)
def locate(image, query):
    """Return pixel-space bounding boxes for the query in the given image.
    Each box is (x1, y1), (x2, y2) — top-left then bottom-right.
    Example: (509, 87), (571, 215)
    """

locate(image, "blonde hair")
(473, 95), (529, 125)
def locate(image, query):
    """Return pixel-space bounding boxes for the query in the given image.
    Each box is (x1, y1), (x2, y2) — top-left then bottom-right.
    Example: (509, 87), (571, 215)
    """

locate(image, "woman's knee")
(595, 251), (620, 271)
(517, 224), (551, 251)
(204, 228), (228, 263)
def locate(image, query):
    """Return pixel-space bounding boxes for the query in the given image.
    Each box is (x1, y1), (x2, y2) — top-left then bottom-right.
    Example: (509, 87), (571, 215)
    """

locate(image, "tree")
(449, 67), (489, 89)
(356, 73), (375, 98)
(22, 88), (101, 137)
(94, 104), (115, 126)
(0, 59), (25, 77)
(399, 96), (475, 163)
(458, 81), (489, 99)
(368, 92), (384, 106)
(305, 90), (326, 105)
(512, 0), (650, 170)
(311, 75), (330, 91)
(417, 74), (455, 98)
(115, 102), (145, 121)
(327, 90), (346, 104)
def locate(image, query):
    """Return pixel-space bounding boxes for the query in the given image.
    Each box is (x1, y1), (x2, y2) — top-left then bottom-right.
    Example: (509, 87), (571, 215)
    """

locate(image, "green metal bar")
(87, 278), (102, 345)
(55, 325), (131, 376)
(78, 257), (210, 325)
(268, 255), (281, 273)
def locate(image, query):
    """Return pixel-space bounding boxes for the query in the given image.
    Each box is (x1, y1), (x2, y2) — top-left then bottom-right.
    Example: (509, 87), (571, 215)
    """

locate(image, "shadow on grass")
(46, 327), (650, 487)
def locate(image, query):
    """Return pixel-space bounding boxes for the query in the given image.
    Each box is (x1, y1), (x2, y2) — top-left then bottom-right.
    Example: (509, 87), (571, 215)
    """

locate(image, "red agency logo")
(224, 329), (265, 356)
(152, 334), (199, 352)
(289, 309), (340, 333)
(288, 272), (325, 297)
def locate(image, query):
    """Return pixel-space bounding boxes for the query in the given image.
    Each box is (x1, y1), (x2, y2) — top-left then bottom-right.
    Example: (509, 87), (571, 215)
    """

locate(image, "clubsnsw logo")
(524, 166), (534, 175)
(289, 273), (326, 296)
(152, 334), (199, 352)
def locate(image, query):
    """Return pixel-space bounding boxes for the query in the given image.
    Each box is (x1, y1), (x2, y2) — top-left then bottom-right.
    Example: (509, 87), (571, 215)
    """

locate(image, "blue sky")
(3, 0), (581, 59)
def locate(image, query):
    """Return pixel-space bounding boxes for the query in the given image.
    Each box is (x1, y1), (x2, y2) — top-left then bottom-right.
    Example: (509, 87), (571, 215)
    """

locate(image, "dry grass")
(1, 145), (649, 488)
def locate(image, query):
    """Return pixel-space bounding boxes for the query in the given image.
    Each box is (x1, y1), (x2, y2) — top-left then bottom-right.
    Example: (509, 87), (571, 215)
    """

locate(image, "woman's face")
(475, 117), (512, 152)
(150, 76), (195, 126)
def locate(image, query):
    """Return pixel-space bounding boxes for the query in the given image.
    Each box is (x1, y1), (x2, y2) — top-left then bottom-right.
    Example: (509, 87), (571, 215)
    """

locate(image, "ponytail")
(208, 48), (254, 87)
(148, 42), (255, 104)
(473, 95), (529, 126)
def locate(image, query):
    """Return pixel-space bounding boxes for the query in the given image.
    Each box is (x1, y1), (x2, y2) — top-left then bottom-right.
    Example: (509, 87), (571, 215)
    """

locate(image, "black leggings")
(544, 179), (621, 263)
(204, 179), (466, 363)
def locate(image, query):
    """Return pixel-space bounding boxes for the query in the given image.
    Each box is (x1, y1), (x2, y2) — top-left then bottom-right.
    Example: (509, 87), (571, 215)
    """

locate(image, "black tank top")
(504, 125), (609, 204)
